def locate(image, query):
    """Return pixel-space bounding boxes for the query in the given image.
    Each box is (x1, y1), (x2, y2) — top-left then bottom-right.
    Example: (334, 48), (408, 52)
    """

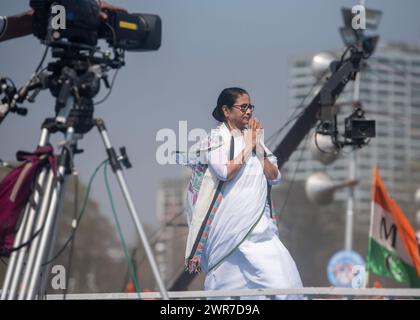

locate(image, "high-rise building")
(155, 172), (189, 284)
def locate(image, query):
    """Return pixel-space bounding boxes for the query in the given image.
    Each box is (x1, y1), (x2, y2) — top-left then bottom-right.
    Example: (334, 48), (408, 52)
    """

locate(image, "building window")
(393, 81), (405, 87)
(378, 90), (389, 96)
(295, 61), (308, 68)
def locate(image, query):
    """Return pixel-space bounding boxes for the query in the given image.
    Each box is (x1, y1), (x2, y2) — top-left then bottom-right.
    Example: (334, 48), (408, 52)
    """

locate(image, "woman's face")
(223, 94), (253, 130)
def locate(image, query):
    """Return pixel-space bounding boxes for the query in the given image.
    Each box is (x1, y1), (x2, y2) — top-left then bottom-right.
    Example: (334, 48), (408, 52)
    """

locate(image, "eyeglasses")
(232, 104), (255, 113)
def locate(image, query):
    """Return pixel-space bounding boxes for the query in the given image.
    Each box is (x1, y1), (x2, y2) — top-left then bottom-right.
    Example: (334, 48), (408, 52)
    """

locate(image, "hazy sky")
(0, 0), (419, 244)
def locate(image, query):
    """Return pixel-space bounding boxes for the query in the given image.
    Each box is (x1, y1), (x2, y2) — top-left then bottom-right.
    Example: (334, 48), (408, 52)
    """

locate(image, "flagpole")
(364, 165), (378, 289)
(357, 0), (370, 289)
(365, 184), (376, 288)
(346, 0), (367, 288)
(344, 0), (366, 253)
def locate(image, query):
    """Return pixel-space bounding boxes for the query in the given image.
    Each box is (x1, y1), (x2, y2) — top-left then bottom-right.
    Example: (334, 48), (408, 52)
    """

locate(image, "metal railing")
(45, 287), (420, 300)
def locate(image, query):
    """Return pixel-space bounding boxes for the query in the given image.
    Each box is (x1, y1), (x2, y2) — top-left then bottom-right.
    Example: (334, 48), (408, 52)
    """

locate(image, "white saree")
(203, 129), (302, 299)
(179, 123), (302, 299)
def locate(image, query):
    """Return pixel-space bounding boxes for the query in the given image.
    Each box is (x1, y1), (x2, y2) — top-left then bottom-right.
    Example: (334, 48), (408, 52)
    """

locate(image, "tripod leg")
(1, 128), (51, 300)
(96, 118), (169, 300)
(19, 128), (74, 300)
(15, 169), (55, 300)
(37, 170), (69, 299)
(4, 168), (50, 300)
(1, 203), (30, 299)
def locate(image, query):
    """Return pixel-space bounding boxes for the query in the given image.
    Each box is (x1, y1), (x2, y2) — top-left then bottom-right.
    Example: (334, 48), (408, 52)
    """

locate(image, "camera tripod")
(0, 117), (169, 300)
(0, 44), (169, 300)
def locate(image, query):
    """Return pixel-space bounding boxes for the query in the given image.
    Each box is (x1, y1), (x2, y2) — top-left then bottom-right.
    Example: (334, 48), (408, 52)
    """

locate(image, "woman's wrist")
(243, 144), (253, 162)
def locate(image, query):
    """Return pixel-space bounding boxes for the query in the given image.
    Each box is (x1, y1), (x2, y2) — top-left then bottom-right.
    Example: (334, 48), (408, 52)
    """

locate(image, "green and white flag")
(367, 165), (420, 287)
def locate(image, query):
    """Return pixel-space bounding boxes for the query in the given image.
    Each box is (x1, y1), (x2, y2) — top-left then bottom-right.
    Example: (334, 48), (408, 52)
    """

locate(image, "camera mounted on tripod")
(0, 0), (162, 134)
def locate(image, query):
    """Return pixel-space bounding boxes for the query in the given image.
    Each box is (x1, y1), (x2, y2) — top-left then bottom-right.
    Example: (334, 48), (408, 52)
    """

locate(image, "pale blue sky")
(0, 0), (419, 244)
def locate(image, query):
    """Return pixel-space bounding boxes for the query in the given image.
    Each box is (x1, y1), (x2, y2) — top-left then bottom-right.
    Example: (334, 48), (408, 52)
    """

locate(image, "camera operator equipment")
(0, 0), (168, 300)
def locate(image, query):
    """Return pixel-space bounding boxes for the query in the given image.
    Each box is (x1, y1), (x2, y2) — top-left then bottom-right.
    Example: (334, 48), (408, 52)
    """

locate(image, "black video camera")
(344, 108), (376, 143)
(30, 0), (161, 51)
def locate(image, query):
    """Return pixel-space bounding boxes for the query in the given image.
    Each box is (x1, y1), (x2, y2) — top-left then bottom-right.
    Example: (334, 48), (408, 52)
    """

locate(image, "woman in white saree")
(183, 87), (302, 299)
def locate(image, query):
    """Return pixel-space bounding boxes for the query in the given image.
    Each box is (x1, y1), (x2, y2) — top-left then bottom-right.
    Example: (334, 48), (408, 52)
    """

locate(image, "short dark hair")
(212, 87), (248, 122)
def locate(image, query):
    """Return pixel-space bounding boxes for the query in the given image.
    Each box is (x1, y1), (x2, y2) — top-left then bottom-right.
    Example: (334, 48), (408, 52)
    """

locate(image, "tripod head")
(45, 41), (125, 134)
(0, 40), (124, 135)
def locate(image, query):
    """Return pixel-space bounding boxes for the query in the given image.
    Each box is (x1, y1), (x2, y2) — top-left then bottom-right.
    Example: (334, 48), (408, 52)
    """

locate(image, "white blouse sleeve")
(261, 142), (281, 185)
(207, 141), (229, 181)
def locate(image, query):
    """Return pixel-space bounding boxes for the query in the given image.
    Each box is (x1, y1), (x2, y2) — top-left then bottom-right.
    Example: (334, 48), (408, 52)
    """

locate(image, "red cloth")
(0, 145), (56, 256)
